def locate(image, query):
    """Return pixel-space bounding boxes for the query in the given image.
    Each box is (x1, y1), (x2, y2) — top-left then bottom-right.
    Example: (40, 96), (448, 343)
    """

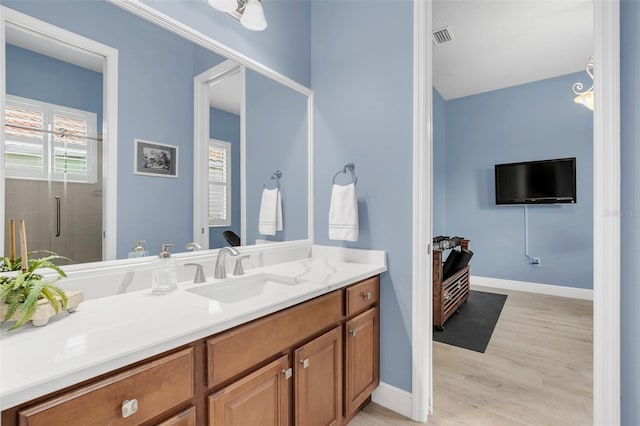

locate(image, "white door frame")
(193, 59), (243, 249)
(0, 6), (118, 261)
(412, 0), (621, 424)
(411, 0), (432, 421)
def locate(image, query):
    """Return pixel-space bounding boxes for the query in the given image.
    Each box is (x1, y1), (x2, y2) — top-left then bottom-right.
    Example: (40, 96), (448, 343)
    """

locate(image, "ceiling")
(433, 0), (594, 100)
(208, 71), (242, 116)
(7, 1), (593, 108)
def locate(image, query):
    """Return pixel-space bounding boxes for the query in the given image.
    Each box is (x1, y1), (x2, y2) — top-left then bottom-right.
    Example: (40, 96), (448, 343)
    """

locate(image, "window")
(4, 95), (98, 184)
(208, 139), (231, 227)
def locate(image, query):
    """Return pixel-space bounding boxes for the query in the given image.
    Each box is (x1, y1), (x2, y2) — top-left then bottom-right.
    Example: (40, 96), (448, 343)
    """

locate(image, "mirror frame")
(0, 5), (119, 260)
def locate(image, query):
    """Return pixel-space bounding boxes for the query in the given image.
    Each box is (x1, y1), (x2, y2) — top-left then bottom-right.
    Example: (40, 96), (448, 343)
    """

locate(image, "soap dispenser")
(151, 244), (178, 295)
(128, 240), (149, 258)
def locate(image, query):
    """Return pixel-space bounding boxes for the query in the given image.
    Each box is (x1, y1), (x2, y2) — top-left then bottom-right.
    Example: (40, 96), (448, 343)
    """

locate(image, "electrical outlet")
(531, 257), (541, 266)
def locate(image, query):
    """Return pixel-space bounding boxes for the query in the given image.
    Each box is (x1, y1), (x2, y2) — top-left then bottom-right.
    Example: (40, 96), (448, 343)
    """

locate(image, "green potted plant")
(1, 254), (69, 330)
(0, 219), (75, 330)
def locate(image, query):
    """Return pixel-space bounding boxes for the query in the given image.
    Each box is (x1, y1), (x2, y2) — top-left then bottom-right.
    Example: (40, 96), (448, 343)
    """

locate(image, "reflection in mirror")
(2, 0), (311, 265)
(244, 68), (308, 245)
(206, 62), (242, 248)
(195, 61), (309, 249)
(4, 22), (104, 265)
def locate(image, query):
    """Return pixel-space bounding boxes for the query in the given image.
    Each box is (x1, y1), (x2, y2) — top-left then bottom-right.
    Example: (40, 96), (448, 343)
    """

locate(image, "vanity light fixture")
(572, 56), (594, 111)
(208, 0), (267, 31)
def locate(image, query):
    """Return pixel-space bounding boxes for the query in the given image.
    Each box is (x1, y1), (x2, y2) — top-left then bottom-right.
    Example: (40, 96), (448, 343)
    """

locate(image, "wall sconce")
(572, 56), (594, 111)
(208, 0), (267, 31)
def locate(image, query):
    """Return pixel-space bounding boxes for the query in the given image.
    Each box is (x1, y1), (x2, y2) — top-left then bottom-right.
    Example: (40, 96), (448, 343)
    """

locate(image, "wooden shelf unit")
(433, 239), (470, 330)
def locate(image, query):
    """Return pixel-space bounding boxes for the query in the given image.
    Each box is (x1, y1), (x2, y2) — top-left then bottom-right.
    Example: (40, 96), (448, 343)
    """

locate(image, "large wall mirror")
(0, 0), (312, 266)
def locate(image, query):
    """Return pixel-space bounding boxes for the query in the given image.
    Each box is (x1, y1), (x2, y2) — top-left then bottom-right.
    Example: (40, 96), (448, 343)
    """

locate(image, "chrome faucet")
(185, 242), (202, 251)
(185, 263), (206, 283)
(214, 247), (240, 279)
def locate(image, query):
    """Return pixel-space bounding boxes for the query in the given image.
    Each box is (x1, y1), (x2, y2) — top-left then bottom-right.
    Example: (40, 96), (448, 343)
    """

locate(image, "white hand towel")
(276, 190), (283, 232)
(329, 183), (358, 242)
(259, 188), (282, 236)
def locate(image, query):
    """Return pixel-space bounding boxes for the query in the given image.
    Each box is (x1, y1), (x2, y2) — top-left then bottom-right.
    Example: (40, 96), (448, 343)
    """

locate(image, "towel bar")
(333, 163), (358, 185)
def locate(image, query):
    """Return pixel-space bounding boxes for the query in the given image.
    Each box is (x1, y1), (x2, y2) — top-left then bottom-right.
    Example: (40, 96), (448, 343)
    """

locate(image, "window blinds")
(208, 140), (231, 226)
(4, 95), (98, 184)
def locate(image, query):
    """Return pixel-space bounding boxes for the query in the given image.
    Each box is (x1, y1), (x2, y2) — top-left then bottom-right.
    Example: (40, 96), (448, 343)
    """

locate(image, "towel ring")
(332, 163), (358, 185)
(264, 170), (282, 190)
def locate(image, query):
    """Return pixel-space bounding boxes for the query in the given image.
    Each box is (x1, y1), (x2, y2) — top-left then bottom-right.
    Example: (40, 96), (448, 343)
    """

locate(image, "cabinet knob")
(349, 329), (357, 337)
(362, 291), (372, 300)
(282, 368), (292, 379)
(121, 399), (138, 418)
(300, 358), (310, 369)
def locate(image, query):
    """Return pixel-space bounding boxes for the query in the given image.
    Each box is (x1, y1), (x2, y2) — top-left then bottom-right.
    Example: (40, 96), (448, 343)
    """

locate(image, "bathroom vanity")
(0, 250), (385, 426)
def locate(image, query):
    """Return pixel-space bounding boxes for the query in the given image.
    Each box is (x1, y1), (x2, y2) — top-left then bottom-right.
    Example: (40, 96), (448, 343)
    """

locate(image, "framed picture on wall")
(133, 139), (178, 178)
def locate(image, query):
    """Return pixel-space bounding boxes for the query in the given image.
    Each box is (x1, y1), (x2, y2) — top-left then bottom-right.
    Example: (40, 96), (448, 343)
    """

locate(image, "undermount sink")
(186, 273), (305, 303)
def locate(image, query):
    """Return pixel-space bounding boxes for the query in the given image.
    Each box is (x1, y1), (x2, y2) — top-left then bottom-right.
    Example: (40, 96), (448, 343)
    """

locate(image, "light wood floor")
(350, 286), (593, 426)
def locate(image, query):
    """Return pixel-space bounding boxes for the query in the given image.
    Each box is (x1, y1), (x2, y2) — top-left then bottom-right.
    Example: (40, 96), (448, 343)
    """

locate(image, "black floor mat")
(433, 290), (507, 353)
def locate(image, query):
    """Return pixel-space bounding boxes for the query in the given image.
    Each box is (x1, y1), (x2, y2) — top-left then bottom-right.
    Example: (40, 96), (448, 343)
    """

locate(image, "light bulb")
(240, 0), (267, 31)
(208, 0), (238, 14)
(574, 91), (594, 111)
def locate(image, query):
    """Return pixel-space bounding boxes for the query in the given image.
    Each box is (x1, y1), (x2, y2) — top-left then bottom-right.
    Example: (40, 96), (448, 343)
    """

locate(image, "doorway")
(193, 59), (244, 250)
(0, 7), (118, 262)
(412, 0), (621, 424)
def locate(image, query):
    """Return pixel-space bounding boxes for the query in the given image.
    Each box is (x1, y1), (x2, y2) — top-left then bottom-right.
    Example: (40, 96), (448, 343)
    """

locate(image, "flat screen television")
(494, 157), (576, 205)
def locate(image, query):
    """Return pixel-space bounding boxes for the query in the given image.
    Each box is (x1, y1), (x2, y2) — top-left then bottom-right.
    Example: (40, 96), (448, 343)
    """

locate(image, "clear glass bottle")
(151, 244), (177, 295)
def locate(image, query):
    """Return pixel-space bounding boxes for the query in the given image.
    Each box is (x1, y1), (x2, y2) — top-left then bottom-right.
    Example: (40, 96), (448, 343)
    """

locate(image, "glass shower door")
(4, 96), (102, 265)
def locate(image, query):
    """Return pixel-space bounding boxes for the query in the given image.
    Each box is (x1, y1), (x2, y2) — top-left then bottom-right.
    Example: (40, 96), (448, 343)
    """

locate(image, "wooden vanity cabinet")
(206, 291), (343, 388)
(2, 275), (381, 426)
(205, 275), (379, 425)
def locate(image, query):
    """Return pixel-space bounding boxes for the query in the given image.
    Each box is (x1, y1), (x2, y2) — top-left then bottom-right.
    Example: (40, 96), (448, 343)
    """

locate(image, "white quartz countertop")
(0, 255), (386, 410)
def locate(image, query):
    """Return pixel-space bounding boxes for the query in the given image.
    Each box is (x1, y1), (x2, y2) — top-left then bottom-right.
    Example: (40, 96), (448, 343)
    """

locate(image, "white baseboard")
(471, 276), (594, 301)
(371, 382), (413, 418)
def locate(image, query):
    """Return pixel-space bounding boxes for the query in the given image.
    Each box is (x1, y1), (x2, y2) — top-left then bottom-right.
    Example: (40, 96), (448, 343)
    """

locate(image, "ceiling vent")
(433, 27), (455, 46)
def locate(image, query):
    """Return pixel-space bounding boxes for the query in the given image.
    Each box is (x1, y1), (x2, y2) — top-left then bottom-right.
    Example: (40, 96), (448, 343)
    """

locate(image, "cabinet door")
(209, 355), (290, 426)
(345, 307), (379, 418)
(295, 326), (342, 426)
(156, 407), (196, 426)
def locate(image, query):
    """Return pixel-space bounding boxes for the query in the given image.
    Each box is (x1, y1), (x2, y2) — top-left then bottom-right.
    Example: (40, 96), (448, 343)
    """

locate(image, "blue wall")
(209, 107), (241, 249)
(620, 0), (640, 423)
(138, 0), (310, 87)
(433, 88), (447, 236)
(442, 73), (593, 289)
(311, 0), (414, 392)
(6, 44), (103, 130)
(245, 68), (308, 245)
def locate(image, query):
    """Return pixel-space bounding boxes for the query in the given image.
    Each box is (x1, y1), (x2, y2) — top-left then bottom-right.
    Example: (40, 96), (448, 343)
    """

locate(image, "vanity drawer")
(345, 276), (380, 316)
(207, 291), (342, 387)
(18, 348), (194, 426)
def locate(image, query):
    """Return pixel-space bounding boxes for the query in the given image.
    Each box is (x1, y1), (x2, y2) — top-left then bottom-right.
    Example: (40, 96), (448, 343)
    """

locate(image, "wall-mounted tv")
(495, 157), (576, 205)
